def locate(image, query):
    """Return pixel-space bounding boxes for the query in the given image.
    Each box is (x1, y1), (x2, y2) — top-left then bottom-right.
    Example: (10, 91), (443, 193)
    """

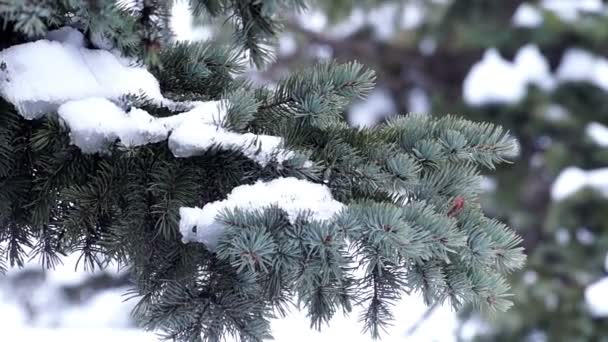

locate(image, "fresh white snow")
(585, 277), (608, 317)
(0, 37), (163, 119)
(586, 122), (608, 147)
(179, 177), (344, 250)
(463, 45), (554, 106)
(462, 42), (608, 106)
(551, 167), (608, 201)
(58, 98), (168, 153)
(556, 48), (608, 92)
(541, 0), (605, 22)
(512, 3), (544, 28)
(0, 34), (294, 164)
(46, 27), (86, 47)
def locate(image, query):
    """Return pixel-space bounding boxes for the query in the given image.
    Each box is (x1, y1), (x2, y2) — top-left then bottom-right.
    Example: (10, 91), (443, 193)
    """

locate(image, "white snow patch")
(576, 227), (595, 245)
(368, 4), (400, 40)
(557, 48), (608, 92)
(58, 98), (167, 153)
(61, 287), (135, 328)
(463, 45), (554, 106)
(348, 88), (396, 128)
(46, 27), (86, 47)
(551, 167), (608, 201)
(179, 178), (344, 250)
(278, 34), (298, 56)
(586, 122), (608, 147)
(541, 0), (604, 22)
(401, 2), (426, 30)
(0, 39), (162, 119)
(297, 9), (328, 33)
(513, 3), (544, 28)
(407, 88), (430, 114)
(56, 97), (291, 165)
(168, 117), (290, 165)
(586, 277), (608, 317)
(514, 44), (555, 91)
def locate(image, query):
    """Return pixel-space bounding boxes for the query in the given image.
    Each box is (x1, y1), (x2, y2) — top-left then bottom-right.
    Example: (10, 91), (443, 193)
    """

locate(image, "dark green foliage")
(0, 1), (525, 341)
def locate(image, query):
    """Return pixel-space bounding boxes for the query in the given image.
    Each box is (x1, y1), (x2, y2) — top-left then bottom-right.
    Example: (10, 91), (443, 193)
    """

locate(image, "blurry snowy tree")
(251, 0), (608, 341)
(0, 1), (525, 341)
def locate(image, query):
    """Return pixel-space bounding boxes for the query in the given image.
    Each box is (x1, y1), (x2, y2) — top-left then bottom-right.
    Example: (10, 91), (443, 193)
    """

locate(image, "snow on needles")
(0, 38), (162, 119)
(179, 178), (345, 250)
(0, 27), (293, 166)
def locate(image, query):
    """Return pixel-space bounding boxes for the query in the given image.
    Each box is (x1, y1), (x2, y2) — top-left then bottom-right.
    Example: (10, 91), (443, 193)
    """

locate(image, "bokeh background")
(2, 1), (608, 341)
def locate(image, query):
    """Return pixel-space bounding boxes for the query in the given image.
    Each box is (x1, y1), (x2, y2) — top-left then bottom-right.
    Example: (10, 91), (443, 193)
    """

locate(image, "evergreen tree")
(272, 0), (608, 340)
(0, 1), (524, 341)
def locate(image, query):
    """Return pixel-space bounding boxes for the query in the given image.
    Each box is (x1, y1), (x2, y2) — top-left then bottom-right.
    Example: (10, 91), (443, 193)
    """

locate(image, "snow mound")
(0, 38), (162, 119)
(585, 277), (608, 317)
(541, 0), (604, 22)
(551, 167), (608, 201)
(463, 45), (554, 106)
(556, 48), (608, 92)
(513, 3), (544, 28)
(586, 122), (608, 147)
(0, 30), (295, 166)
(179, 177), (344, 250)
(58, 98), (168, 153)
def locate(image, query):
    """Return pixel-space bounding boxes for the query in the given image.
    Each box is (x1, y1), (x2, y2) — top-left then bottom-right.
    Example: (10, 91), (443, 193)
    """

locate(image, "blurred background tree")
(237, 0), (608, 340)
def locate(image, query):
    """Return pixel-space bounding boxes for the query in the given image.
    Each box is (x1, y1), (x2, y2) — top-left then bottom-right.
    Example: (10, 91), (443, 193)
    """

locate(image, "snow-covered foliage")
(179, 177), (344, 250)
(463, 45), (553, 106)
(551, 167), (608, 201)
(0, 28), (294, 166)
(586, 122), (608, 147)
(0, 38), (162, 119)
(556, 48), (608, 92)
(512, 3), (544, 28)
(585, 277), (608, 317)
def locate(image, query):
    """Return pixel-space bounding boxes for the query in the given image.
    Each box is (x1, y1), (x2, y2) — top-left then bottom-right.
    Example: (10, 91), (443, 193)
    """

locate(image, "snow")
(0, 36), (294, 163)
(168, 116), (290, 165)
(278, 34), (298, 56)
(541, 0), (604, 22)
(296, 9), (328, 33)
(271, 295), (458, 342)
(58, 98), (167, 153)
(46, 27), (86, 47)
(462, 49), (510, 105)
(0, 39), (162, 119)
(407, 88), (430, 114)
(513, 3), (544, 28)
(585, 277), (608, 317)
(463, 46), (554, 106)
(586, 122), (608, 147)
(179, 177), (344, 250)
(348, 88), (396, 127)
(401, 2), (426, 30)
(576, 227), (595, 245)
(514, 44), (555, 91)
(462, 44), (608, 106)
(556, 48), (608, 92)
(551, 167), (608, 201)
(56, 97), (290, 165)
(60, 287), (134, 328)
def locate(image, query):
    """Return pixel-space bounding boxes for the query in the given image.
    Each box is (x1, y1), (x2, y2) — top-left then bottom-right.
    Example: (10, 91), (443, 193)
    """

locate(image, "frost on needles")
(0, 2), (525, 342)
